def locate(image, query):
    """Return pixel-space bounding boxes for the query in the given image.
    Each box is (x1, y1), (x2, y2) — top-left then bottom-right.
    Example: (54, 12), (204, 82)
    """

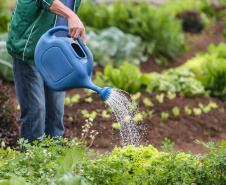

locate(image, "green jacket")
(6, 0), (81, 65)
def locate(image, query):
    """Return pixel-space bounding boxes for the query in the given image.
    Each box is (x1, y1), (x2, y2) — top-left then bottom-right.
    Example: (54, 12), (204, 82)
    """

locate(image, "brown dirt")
(2, 20), (226, 154)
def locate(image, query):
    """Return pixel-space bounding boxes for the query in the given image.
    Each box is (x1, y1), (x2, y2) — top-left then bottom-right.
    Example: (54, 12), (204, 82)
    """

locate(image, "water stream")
(106, 89), (146, 147)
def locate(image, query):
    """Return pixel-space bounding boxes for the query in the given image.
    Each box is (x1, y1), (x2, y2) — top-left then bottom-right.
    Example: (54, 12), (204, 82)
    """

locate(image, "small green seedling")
(141, 111), (147, 118)
(161, 112), (169, 120)
(81, 109), (97, 120)
(184, 106), (192, 115)
(146, 109), (155, 119)
(143, 97), (154, 107)
(156, 93), (164, 104)
(123, 116), (131, 123)
(159, 123), (164, 128)
(96, 109), (102, 112)
(199, 103), (211, 113)
(17, 104), (20, 110)
(133, 113), (143, 122)
(71, 94), (80, 103)
(64, 97), (71, 105)
(167, 91), (176, 100)
(131, 92), (141, 101)
(112, 123), (120, 130)
(102, 110), (111, 118)
(107, 107), (113, 113)
(208, 101), (218, 109)
(193, 108), (202, 116)
(129, 101), (138, 111)
(85, 97), (93, 103)
(172, 106), (180, 117)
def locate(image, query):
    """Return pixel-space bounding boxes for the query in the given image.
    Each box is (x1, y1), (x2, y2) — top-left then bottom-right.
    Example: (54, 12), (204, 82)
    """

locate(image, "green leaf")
(131, 92), (141, 101)
(161, 112), (169, 120)
(112, 123), (120, 130)
(71, 94), (80, 103)
(59, 173), (91, 185)
(85, 97), (93, 103)
(143, 98), (154, 107)
(156, 93), (164, 104)
(172, 106), (180, 117)
(64, 97), (71, 105)
(58, 147), (84, 174)
(184, 106), (192, 115)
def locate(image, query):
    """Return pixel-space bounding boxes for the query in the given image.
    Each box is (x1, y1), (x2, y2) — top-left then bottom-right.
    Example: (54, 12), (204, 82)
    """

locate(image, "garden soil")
(3, 20), (226, 154)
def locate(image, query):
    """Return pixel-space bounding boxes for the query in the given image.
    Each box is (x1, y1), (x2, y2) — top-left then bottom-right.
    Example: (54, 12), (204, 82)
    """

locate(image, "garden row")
(93, 42), (226, 100)
(0, 133), (226, 184)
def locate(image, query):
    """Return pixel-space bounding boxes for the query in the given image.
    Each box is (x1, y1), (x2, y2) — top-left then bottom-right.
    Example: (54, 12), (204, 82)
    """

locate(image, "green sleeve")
(33, 0), (55, 11)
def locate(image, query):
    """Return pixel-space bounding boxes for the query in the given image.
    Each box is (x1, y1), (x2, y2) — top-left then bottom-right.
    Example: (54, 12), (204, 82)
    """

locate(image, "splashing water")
(106, 89), (145, 147)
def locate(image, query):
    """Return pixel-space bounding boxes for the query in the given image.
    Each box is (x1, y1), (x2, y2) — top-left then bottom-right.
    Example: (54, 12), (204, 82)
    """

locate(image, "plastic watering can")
(34, 26), (111, 101)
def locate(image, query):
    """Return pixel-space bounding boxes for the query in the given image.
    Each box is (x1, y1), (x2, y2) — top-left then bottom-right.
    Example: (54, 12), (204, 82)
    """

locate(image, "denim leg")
(45, 84), (65, 138)
(13, 58), (45, 144)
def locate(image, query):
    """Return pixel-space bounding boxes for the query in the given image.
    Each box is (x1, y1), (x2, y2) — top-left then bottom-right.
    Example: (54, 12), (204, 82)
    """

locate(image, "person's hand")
(49, 0), (86, 45)
(68, 14), (86, 45)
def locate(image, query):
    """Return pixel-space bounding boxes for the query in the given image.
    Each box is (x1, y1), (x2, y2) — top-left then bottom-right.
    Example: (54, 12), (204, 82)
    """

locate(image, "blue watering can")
(34, 26), (111, 101)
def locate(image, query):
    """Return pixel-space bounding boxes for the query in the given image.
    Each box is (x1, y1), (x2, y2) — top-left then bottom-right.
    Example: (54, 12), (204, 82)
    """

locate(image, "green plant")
(131, 92), (141, 102)
(195, 139), (226, 184)
(64, 97), (71, 106)
(94, 62), (145, 93)
(112, 123), (120, 130)
(133, 113), (143, 122)
(193, 108), (202, 116)
(161, 112), (169, 120)
(102, 110), (111, 118)
(85, 97), (93, 103)
(156, 93), (164, 104)
(198, 103), (211, 113)
(172, 106), (180, 117)
(184, 106), (192, 115)
(166, 91), (176, 100)
(95, 62), (207, 97)
(195, 43), (226, 100)
(208, 101), (218, 109)
(71, 94), (80, 103)
(79, 1), (185, 60)
(81, 109), (97, 120)
(86, 27), (146, 67)
(143, 97), (154, 107)
(146, 109), (155, 119)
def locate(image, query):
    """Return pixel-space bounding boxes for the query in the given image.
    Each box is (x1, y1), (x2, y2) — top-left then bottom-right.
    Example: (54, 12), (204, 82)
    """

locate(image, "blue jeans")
(13, 57), (65, 144)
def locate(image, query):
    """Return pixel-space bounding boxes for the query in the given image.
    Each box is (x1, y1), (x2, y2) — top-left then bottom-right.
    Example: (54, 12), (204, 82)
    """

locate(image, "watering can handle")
(47, 26), (94, 74)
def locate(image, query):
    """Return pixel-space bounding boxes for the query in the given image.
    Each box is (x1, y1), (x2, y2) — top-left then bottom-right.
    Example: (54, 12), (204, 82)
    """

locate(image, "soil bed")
(63, 90), (226, 154)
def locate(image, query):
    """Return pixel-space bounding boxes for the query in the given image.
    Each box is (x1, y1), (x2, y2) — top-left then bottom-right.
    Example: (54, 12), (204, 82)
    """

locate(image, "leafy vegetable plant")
(156, 93), (164, 104)
(184, 106), (192, 115)
(172, 106), (180, 117)
(131, 92), (141, 101)
(143, 97), (154, 107)
(167, 91), (176, 100)
(193, 108), (202, 116)
(133, 113), (143, 122)
(85, 97), (93, 103)
(112, 123), (120, 130)
(71, 94), (80, 103)
(161, 112), (169, 120)
(81, 109), (97, 120)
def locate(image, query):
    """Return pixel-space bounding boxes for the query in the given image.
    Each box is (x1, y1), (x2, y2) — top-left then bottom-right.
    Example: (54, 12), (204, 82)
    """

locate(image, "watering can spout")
(87, 83), (112, 101)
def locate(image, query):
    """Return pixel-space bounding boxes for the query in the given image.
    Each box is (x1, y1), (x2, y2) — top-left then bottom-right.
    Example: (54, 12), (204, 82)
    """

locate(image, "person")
(6, 0), (86, 144)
